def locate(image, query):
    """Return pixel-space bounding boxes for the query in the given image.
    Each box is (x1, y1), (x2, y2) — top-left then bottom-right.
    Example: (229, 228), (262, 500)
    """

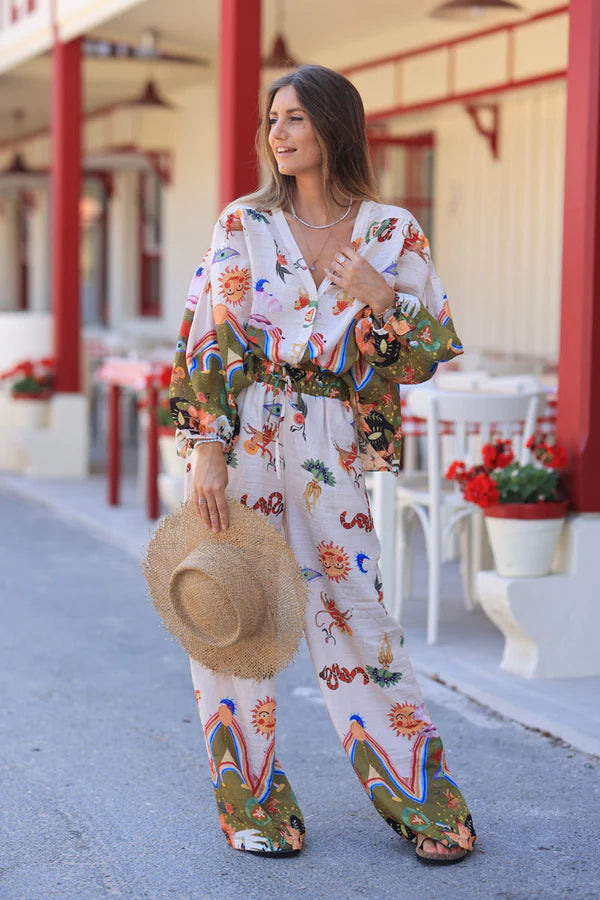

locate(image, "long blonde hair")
(228, 65), (379, 216)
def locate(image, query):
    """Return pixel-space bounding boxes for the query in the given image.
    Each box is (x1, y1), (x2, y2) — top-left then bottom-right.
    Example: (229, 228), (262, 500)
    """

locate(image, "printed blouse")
(169, 199), (463, 474)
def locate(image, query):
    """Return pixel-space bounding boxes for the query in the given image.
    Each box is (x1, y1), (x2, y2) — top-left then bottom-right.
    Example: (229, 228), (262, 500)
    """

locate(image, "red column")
(556, 0), (600, 512)
(219, 0), (261, 210)
(146, 381), (160, 519)
(107, 385), (121, 506)
(51, 38), (81, 393)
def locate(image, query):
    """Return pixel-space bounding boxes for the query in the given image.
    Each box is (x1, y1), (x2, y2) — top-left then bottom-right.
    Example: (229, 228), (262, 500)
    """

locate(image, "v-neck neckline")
(274, 200), (372, 299)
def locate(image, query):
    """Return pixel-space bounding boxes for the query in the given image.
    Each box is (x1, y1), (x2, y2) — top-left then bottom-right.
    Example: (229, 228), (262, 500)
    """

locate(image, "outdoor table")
(96, 357), (172, 520)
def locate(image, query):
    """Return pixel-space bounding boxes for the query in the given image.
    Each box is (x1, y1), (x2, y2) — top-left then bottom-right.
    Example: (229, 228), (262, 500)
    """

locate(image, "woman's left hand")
(325, 245), (394, 315)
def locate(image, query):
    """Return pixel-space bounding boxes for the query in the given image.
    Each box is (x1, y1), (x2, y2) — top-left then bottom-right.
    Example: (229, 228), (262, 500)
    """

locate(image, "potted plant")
(0, 356), (55, 400)
(0, 357), (55, 434)
(446, 436), (568, 577)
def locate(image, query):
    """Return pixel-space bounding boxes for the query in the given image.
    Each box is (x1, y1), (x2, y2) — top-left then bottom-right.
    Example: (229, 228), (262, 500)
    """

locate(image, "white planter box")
(0, 394), (50, 472)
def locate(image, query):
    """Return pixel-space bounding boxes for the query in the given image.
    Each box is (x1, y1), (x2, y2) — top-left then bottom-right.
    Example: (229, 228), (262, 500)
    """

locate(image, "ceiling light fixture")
(430, 0), (524, 21)
(122, 79), (174, 109)
(263, 0), (299, 68)
(0, 110), (48, 193)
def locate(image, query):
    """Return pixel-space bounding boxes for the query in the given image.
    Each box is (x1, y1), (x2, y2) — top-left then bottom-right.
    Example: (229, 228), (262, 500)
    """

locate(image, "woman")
(170, 64), (476, 863)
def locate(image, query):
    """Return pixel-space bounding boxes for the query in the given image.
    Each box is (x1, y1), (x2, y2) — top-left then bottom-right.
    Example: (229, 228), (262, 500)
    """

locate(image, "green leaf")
(494, 462), (560, 503)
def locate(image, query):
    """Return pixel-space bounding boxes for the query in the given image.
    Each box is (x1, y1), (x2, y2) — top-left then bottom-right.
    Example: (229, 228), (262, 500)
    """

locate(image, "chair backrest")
(406, 388), (542, 513)
(483, 356), (546, 376)
(434, 369), (487, 392)
(477, 374), (542, 394)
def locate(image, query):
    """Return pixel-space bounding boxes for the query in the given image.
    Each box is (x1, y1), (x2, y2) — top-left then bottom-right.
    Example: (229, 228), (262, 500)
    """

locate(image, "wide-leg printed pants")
(185, 372), (476, 855)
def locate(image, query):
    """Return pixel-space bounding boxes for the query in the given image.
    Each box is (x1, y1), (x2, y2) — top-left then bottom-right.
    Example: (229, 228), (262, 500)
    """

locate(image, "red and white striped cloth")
(400, 391), (557, 437)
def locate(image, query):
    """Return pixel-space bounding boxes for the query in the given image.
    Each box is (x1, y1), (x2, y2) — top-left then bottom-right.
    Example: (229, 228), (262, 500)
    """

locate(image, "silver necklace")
(291, 195), (353, 229)
(306, 227), (336, 272)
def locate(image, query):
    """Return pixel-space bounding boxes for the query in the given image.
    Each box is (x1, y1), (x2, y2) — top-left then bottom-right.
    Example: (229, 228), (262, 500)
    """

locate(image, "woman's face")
(268, 85), (322, 178)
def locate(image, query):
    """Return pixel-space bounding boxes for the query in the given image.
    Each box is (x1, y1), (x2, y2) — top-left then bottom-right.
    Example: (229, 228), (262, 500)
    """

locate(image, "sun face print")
(251, 696), (276, 738)
(387, 702), (429, 740)
(317, 540), (352, 583)
(218, 265), (250, 306)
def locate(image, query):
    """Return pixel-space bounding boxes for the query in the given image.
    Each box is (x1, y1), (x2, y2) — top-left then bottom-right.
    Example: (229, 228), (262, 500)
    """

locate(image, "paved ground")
(1, 488), (599, 900)
(4, 470), (599, 758)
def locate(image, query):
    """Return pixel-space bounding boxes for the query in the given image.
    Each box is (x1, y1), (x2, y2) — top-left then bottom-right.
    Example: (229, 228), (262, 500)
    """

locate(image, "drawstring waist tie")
(247, 357), (350, 403)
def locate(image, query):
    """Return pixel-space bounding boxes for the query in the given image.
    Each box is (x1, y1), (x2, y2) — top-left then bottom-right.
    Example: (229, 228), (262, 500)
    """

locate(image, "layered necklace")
(291, 195), (353, 272)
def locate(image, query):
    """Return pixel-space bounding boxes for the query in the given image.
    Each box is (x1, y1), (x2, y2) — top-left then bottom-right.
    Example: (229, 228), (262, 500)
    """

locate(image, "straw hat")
(142, 498), (308, 680)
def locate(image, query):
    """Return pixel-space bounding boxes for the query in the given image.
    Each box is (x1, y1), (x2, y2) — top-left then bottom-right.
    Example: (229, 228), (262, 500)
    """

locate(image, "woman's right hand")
(191, 442), (229, 532)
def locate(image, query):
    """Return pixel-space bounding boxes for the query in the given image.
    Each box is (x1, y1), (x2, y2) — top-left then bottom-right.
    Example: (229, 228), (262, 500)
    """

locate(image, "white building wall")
(161, 80), (219, 337)
(432, 82), (566, 362)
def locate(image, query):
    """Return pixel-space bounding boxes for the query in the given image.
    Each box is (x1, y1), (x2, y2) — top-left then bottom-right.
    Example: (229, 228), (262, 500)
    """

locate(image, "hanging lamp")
(430, 0), (524, 20)
(121, 79), (174, 109)
(263, 0), (300, 68)
(0, 111), (48, 193)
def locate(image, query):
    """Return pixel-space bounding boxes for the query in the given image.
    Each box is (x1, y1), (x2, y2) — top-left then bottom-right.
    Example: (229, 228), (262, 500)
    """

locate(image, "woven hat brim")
(142, 499), (308, 679)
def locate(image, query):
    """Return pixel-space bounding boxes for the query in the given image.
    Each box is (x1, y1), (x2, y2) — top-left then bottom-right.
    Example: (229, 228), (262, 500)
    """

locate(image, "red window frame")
(138, 170), (162, 317)
(80, 173), (110, 326)
(368, 132), (435, 237)
(16, 191), (29, 311)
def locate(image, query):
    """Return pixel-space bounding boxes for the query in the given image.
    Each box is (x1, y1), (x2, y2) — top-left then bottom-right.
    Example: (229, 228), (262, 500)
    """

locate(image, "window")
(138, 170), (162, 317)
(370, 134), (434, 239)
(16, 191), (29, 311)
(80, 176), (109, 325)
(10, 0), (37, 23)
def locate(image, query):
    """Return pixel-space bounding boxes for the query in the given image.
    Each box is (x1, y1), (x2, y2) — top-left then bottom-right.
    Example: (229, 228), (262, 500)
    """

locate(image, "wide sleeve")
(169, 210), (253, 458)
(355, 212), (464, 384)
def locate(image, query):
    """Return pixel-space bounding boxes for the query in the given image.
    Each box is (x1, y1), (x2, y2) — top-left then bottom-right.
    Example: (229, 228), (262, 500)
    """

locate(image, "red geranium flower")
(482, 439), (514, 471)
(463, 472), (500, 508)
(529, 436), (568, 470)
(446, 460), (466, 481)
(541, 444), (568, 469)
(159, 366), (172, 388)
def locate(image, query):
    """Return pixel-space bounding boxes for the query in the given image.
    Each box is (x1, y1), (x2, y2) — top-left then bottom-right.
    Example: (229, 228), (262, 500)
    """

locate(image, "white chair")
(435, 371), (542, 395)
(477, 374), (542, 394)
(433, 369), (487, 391)
(387, 388), (541, 645)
